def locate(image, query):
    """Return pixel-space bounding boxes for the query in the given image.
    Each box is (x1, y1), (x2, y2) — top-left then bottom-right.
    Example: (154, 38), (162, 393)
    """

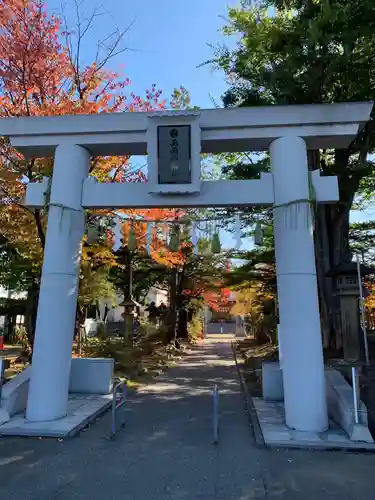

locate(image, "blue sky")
(46, 0), (373, 248)
(48, 0), (247, 248)
(49, 0), (238, 107)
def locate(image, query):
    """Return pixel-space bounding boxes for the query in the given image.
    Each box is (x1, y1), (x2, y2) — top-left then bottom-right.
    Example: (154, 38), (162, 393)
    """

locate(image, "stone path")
(0, 335), (374, 499)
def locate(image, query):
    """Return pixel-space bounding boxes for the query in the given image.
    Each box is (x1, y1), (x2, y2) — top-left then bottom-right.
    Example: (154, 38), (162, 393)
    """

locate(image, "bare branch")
(33, 209), (45, 248)
(89, 157), (101, 174)
(95, 20), (135, 71)
(0, 149), (23, 170)
(347, 103), (375, 159)
(0, 182), (33, 214)
(243, 152), (254, 164)
(111, 166), (123, 183)
(73, 0), (104, 74)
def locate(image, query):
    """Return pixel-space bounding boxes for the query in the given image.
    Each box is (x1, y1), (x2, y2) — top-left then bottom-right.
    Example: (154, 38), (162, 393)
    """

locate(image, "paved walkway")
(0, 336), (374, 499)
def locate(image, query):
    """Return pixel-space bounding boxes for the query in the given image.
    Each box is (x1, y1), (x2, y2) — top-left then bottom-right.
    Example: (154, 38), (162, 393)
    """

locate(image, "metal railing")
(356, 254), (370, 365)
(110, 378), (127, 438)
(0, 358), (6, 403)
(352, 366), (361, 424)
(213, 384), (219, 444)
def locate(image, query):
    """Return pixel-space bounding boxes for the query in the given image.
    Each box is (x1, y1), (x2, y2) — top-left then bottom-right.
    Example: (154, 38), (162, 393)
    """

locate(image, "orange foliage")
(203, 288), (232, 311)
(118, 208), (187, 268)
(0, 0), (166, 268)
(0, 1), (166, 118)
(366, 282), (375, 310)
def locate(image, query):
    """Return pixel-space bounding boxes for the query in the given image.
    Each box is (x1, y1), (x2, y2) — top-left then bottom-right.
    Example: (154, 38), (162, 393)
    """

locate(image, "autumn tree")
(231, 287), (276, 343)
(162, 237), (228, 342)
(0, 0), (166, 346)
(350, 220), (375, 327)
(349, 220), (375, 265)
(209, 0), (375, 347)
(109, 212), (182, 325)
(113, 220), (228, 342)
(0, 2), (231, 350)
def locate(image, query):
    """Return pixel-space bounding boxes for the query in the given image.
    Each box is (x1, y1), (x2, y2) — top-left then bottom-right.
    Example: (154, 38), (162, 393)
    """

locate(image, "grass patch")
(75, 323), (183, 384)
(235, 338), (278, 367)
(234, 338), (278, 397)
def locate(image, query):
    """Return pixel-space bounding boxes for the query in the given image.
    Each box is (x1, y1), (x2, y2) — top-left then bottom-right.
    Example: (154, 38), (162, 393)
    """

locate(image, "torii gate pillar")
(26, 144), (90, 422)
(271, 136), (327, 432)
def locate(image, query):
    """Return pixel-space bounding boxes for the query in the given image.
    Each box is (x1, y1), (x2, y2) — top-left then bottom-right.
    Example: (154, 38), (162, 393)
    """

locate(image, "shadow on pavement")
(0, 339), (374, 499)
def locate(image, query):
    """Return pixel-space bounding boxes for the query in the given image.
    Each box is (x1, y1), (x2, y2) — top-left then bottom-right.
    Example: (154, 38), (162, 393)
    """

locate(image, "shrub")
(96, 321), (107, 339)
(187, 315), (203, 342)
(79, 321), (171, 376)
(9, 325), (29, 347)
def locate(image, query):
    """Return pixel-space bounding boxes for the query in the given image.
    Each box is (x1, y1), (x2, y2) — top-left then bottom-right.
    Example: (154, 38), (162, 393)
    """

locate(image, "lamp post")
(120, 299), (136, 346)
(326, 261), (374, 364)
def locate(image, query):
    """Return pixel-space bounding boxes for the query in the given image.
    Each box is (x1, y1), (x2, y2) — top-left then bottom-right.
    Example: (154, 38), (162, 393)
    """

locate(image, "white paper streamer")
(192, 223), (198, 255)
(162, 224), (168, 247)
(254, 222), (264, 246)
(235, 213), (242, 249)
(112, 217), (122, 251)
(146, 223), (153, 254)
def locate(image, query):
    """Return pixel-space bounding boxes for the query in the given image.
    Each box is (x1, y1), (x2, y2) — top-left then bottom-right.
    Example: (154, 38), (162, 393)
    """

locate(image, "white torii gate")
(1, 101), (372, 433)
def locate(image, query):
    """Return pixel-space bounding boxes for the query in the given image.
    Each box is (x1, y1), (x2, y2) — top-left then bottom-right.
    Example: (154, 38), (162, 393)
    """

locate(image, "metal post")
(111, 385), (117, 436)
(213, 384), (219, 444)
(352, 367), (360, 424)
(129, 264), (133, 297)
(356, 254), (370, 365)
(204, 307), (208, 338)
(111, 379), (127, 438)
(0, 358), (6, 403)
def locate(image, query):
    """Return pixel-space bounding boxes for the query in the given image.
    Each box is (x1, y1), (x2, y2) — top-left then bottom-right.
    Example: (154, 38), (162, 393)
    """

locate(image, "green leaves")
(211, 233), (221, 254)
(217, 1), (375, 107)
(168, 227), (180, 252)
(127, 226), (137, 251)
(349, 220), (375, 264)
(208, 0), (375, 346)
(212, 0), (375, 248)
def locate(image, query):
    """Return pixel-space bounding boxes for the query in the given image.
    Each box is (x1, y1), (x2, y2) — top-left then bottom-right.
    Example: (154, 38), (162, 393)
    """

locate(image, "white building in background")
(0, 286), (27, 328)
(104, 286), (168, 322)
(84, 286), (168, 334)
(146, 287), (168, 308)
(0, 286), (27, 300)
(0, 285), (167, 333)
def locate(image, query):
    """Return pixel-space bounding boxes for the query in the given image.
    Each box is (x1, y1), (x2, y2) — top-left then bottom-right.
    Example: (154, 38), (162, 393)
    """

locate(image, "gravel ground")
(0, 336), (374, 499)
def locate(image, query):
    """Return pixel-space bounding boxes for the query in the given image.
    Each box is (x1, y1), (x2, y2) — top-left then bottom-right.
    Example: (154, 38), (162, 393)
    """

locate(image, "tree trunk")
(165, 269), (178, 343)
(103, 305), (109, 322)
(75, 306), (86, 342)
(309, 149), (358, 350)
(75, 307), (87, 357)
(177, 308), (188, 339)
(315, 208), (351, 349)
(123, 252), (132, 301)
(8, 315), (15, 343)
(315, 205), (342, 348)
(24, 280), (39, 354)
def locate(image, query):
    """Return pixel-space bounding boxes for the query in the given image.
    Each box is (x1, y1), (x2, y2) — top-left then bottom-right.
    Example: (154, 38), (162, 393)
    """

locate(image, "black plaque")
(157, 125), (191, 184)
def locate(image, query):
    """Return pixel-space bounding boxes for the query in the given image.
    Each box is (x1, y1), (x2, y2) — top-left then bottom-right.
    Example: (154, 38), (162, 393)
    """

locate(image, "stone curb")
(231, 341), (265, 448)
(231, 342), (375, 454)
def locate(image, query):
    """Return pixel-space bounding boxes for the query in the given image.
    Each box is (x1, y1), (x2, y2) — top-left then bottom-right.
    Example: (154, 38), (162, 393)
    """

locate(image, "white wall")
(85, 286), (169, 334)
(106, 299), (122, 322)
(0, 287), (26, 326)
(0, 287), (27, 300)
(146, 288), (168, 307)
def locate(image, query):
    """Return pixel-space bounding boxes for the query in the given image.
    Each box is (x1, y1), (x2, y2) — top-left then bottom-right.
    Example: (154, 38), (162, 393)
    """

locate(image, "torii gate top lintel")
(11, 101), (372, 210)
(1, 101), (372, 158)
